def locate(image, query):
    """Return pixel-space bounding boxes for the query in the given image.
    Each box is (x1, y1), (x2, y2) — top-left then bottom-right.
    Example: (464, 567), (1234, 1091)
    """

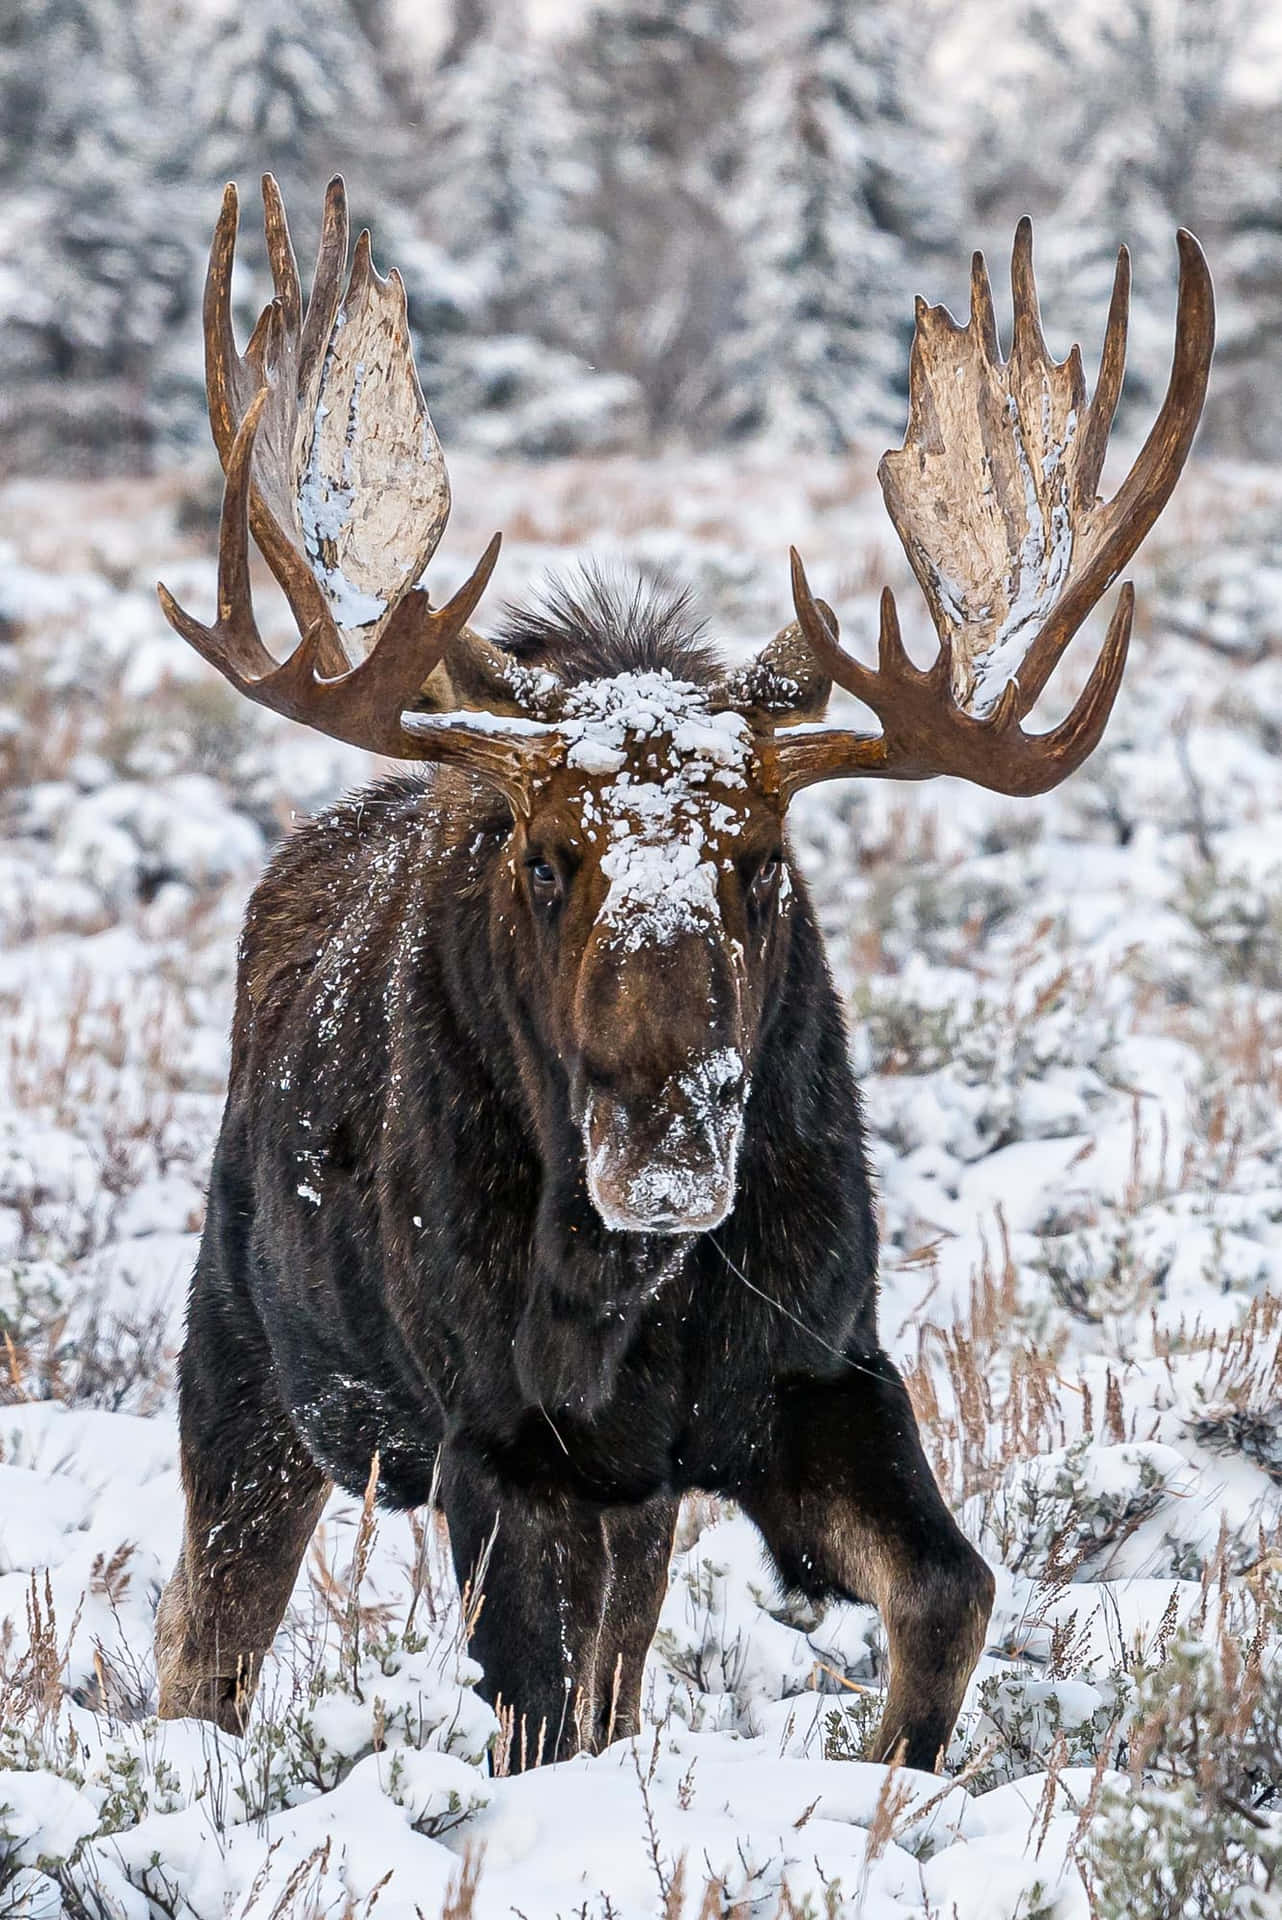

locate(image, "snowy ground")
(2, 448), (1281, 1916)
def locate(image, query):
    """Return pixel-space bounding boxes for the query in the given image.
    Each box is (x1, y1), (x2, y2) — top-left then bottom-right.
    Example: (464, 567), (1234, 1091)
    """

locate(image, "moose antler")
(764, 220), (1213, 799)
(157, 176), (519, 760)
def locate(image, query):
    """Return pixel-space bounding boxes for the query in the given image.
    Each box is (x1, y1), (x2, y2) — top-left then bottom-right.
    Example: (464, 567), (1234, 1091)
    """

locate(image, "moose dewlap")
(153, 176), (1213, 1770)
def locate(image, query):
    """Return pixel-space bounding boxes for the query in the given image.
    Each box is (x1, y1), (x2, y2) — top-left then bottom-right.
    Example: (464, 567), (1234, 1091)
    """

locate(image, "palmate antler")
(763, 219), (1214, 800)
(162, 184), (1211, 815)
(157, 176), (538, 767)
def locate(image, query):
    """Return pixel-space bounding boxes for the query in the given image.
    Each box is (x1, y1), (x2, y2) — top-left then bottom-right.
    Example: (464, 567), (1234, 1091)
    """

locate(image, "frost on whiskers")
(559, 669), (755, 952)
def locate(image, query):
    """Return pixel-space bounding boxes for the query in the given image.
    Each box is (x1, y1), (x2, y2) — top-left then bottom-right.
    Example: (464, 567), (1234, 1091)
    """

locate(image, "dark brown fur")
(156, 578), (994, 1768)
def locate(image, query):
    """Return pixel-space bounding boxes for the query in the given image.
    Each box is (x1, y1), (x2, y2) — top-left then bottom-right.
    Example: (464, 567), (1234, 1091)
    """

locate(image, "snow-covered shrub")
(1181, 861), (1282, 991)
(0, 1555), (496, 1918)
(972, 1672), (1131, 1788)
(973, 1440), (1189, 1581)
(1087, 1614), (1282, 1918)
(236, 1616), (496, 1821)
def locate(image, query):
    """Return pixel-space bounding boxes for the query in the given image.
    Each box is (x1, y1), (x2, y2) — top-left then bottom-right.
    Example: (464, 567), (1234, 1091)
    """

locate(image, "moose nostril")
(716, 1078), (743, 1110)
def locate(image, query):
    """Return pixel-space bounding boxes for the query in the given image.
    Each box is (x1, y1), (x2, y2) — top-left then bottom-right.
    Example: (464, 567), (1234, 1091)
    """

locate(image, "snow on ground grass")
(1, 450), (1281, 1916)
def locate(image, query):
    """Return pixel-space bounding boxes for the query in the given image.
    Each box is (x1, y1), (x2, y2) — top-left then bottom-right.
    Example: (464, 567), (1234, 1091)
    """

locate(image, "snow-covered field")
(2, 448), (1281, 1916)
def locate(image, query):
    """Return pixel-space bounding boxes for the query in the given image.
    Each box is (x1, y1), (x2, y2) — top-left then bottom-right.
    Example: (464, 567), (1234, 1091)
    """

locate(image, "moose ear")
(713, 602), (838, 726)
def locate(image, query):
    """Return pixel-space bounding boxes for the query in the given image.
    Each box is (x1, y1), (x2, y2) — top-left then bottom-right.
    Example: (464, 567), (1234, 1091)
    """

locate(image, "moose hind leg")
(741, 1355), (994, 1772)
(156, 1268), (328, 1732)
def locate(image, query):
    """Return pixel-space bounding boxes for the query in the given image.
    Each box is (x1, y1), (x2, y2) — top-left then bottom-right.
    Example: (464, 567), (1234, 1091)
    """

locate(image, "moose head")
(160, 177), (1213, 1237)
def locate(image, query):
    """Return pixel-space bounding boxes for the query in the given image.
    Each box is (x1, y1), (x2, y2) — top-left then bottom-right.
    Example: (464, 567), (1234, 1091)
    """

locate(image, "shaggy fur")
(156, 577), (994, 1769)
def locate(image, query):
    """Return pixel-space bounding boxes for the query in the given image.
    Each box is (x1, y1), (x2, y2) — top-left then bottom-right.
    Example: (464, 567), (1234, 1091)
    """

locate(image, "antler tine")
(1009, 215), (1049, 367)
(876, 585), (920, 683)
(1034, 582), (1133, 779)
(1014, 227), (1213, 715)
(1074, 245), (1130, 511)
(158, 387), (280, 689)
(261, 172), (302, 338)
(789, 552), (937, 720)
(199, 176), (344, 671)
(298, 176), (348, 389)
(788, 549), (869, 697)
(969, 249), (1000, 364)
(203, 184), (254, 466)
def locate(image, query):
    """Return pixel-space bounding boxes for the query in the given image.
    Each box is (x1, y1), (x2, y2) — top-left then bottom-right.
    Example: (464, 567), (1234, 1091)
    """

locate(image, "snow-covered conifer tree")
(190, 0), (394, 210)
(408, 1), (644, 456)
(722, 0), (962, 451)
(0, 0), (197, 468)
(964, 0), (1257, 434)
(566, 0), (747, 439)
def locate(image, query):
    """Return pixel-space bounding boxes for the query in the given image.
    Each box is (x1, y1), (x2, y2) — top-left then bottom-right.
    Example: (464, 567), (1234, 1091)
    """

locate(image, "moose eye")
(525, 856), (562, 905)
(751, 853), (783, 900)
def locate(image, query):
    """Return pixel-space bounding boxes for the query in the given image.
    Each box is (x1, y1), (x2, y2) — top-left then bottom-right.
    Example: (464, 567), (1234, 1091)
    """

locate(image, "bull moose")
(154, 177), (1213, 1771)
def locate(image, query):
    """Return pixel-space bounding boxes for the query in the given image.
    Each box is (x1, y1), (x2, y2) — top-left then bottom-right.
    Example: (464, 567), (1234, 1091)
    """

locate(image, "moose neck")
(421, 790), (859, 1416)
(418, 806), (691, 1415)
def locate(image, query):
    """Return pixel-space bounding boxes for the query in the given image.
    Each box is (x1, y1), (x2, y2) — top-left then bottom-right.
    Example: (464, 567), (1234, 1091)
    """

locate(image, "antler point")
(990, 679), (1022, 730)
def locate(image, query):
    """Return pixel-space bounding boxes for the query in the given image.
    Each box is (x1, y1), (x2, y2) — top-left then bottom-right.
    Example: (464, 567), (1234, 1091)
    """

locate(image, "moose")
(154, 176), (1212, 1771)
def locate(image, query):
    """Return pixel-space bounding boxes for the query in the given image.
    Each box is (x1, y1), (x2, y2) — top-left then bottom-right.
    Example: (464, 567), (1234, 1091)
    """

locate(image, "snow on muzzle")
(583, 1049), (746, 1234)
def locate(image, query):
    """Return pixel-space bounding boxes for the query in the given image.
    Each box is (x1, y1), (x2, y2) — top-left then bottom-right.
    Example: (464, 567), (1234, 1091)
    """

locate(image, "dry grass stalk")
(0, 1574), (84, 1754)
(864, 1763), (914, 1866)
(439, 1848), (484, 1920)
(490, 1697), (515, 1779)
(343, 1450), (381, 1691)
(907, 1207), (1073, 1508)
(660, 1854), (686, 1920)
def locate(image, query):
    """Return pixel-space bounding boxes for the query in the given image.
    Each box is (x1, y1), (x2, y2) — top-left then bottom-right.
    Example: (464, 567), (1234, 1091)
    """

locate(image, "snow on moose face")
(505, 668), (796, 1236)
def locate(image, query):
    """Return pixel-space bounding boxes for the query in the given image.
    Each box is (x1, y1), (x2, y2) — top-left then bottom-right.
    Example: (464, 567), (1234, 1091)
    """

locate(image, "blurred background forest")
(1, 0), (1279, 474)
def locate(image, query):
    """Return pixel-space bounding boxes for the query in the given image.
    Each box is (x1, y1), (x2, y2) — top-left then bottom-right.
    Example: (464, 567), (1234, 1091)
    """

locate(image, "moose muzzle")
(583, 1049), (746, 1234)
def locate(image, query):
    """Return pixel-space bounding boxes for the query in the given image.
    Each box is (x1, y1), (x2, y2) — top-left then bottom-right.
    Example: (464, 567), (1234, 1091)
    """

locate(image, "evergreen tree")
(0, 0), (197, 469)
(418, 6), (589, 338)
(722, 0), (962, 451)
(566, 0), (747, 438)
(193, 0), (391, 195)
(1207, 97), (1282, 455)
(407, 2), (644, 456)
(964, 0), (1257, 429)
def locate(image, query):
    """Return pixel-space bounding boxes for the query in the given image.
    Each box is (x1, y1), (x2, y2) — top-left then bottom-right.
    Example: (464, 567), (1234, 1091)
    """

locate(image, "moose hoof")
(156, 1664), (257, 1734)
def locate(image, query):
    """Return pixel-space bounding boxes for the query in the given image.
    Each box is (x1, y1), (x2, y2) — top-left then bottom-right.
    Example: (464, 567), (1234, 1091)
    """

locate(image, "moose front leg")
(741, 1355), (994, 1772)
(442, 1447), (611, 1767)
(593, 1495), (679, 1746)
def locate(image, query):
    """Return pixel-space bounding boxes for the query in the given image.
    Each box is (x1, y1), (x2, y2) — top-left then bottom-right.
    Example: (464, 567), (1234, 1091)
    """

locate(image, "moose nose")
(581, 1050), (747, 1235)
